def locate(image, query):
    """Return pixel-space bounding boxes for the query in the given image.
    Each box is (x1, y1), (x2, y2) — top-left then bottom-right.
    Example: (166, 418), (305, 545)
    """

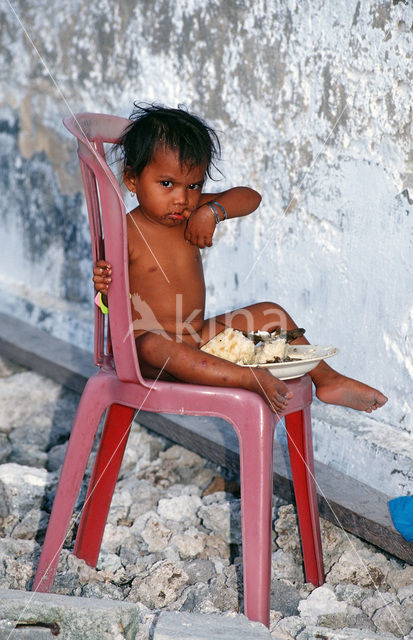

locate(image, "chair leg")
(74, 403), (135, 566)
(32, 386), (107, 592)
(238, 411), (276, 627)
(284, 407), (324, 586)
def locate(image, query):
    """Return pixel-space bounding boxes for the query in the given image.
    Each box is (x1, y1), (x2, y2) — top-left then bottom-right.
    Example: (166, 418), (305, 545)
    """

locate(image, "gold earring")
(130, 191), (135, 198)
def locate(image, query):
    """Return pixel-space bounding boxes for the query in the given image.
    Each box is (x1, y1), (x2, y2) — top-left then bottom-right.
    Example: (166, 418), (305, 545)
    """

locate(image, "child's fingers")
(95, 259), (111, 268)
(92, 272), (111, 295)
(185, 229), (213, 248)
(94, 260), (112, 274)
(93, 274), (110, 283)
(93, 271), (111, 282)
(93, 268), (112, 275)
(93, 282), (109, 294)
(93, 265), (112, 283)
(92, 273), (109, 284)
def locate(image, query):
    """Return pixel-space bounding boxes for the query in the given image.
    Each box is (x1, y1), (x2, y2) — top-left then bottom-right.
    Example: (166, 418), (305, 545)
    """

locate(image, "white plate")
(241, 345), (338, 380)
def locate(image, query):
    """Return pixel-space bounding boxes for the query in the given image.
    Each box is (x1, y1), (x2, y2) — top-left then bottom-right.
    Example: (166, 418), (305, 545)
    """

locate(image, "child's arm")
(185, 187), (261, 248)
(199, 187), (262, 219)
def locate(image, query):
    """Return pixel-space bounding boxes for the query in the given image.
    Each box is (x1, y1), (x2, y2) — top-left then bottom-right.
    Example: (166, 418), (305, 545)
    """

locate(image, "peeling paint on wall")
(0, 1), (412, 461)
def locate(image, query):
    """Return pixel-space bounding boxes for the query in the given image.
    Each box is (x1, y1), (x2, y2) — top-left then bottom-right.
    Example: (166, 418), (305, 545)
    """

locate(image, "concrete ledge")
(0, 588), (139, 639)
(153, 611), (271, 639)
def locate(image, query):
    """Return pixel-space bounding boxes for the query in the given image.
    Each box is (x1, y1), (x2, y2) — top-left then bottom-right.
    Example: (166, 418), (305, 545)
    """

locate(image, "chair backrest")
(63, 113), (151, 387)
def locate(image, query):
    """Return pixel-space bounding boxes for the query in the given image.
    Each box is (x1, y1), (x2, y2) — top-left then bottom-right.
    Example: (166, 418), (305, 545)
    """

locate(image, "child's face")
(124, 147), (206, 226)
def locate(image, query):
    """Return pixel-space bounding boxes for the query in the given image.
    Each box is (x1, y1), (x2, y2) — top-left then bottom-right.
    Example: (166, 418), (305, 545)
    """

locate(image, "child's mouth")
(170, 213), (185, 220)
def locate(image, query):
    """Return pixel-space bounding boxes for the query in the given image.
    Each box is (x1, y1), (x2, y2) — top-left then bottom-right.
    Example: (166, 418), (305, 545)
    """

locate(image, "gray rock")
(0, 588), (139, 640)
(271, 549), (304, 585)
(169, 527), (207, 559)
(8, 443), (48, 468)
(52, 571), (81, 595)
(372, 600), (413, 637)
(270, 579), (301, 617)
(208, 571), (239, 612)
(46, 442), (67, 471)
(0, 556), (34, 590)
(118, 477), (162, 521)
(1, 374), (75, 454)
(165, 483), (202, 498)
(361, 592), (397, 618)
(137, 445), (206, 489)
(160, 445), (204, 470)
(0, 536), (39, 558)
(178, 583), (218, 613)
(326, 549), (391, 589)
(96, 550), (124, 574)
(398, 583), (413, 602)
(101, 522), (138, 555)
(0, 432), (11, 464)
(158, 495), (202, 524)
(268, 610), (284, 635)
(334, 583), (374, 607)
(274, 505), (302, 561)
(0, 513), (19, 537)
(298, 584), (349, 628)
(0, 372), (59, 434)
(119, 422), (165, 475)
(127, 560), (189, 608)
(105, 488), (135, 526)
(0, 463), (50, 518)
(345, 606), (376, 632)
(184, 559), (216, 585)
(202, 532), (231, 559)
(319, 518), (365, 574)
(141, 514), (173, 552)
(152, 611), (272, 639)
(0, 539), (39, 592)
(119, 544), (147, 568)
(11, 508), (49, 540)
(274, 615), (305, 639)
(0, 356), (25, 377)
(387, 565), (413, 592)
(297, 626), (399, 640)
(81, 581), (124, 600)
(198, 498), (242, 544)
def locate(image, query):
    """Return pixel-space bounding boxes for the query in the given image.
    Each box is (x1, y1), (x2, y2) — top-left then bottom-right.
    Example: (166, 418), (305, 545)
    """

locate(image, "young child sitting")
(93, 104), (387, 415)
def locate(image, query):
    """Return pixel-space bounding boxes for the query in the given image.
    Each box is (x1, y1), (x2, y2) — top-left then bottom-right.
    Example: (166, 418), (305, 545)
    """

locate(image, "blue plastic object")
(388, 496), (413, 542)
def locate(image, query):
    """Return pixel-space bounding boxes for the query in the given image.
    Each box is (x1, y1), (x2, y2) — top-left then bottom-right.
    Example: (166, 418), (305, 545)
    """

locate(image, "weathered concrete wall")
(0, 1), (412, 488)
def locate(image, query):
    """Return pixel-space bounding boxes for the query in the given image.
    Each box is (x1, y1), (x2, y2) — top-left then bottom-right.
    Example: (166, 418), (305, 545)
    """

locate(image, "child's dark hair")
(117, 103), (221, 179)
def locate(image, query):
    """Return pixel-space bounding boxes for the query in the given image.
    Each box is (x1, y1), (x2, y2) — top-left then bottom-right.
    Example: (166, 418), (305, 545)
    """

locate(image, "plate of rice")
(201, 328), (338, 380)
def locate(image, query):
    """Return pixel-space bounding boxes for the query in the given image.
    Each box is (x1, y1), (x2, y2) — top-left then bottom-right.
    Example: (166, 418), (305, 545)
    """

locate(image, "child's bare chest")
(127, 216), (206, 328)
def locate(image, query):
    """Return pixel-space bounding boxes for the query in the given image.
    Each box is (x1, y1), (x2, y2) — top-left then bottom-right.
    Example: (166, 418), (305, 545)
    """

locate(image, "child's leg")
(203, 302), (388, 414)
(135, 330), (292, 413)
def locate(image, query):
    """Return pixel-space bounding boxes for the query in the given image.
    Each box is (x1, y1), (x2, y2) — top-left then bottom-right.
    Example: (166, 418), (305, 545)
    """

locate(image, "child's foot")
(315, 371), (388, 413)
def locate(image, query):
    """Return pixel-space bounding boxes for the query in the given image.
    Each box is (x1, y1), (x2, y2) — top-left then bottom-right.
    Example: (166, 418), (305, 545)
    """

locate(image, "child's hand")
(184, 204), (217, 248)
(93, 260), (112, 294)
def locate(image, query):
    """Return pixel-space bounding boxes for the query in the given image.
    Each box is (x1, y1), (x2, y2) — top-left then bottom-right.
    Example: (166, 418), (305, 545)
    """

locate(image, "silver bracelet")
(212, 200), (227, 221)
(206, 202), (220, 224)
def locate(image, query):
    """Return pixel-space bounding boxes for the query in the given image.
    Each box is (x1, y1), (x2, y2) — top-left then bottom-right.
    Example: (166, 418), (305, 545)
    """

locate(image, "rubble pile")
(0, 357), (412, 639)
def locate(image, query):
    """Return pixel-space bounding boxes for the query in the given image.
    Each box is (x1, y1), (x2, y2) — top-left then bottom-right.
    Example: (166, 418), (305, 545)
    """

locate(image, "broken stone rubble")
(0, 358), (411, 639)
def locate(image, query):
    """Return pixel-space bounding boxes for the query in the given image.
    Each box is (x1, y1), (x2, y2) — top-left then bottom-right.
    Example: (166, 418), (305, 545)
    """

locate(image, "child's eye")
(161, 180), (173, 188)
(188, 183), (202, 191)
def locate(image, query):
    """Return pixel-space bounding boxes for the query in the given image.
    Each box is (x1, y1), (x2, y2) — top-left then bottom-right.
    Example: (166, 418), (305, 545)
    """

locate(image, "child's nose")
(174, 188), (188, 205)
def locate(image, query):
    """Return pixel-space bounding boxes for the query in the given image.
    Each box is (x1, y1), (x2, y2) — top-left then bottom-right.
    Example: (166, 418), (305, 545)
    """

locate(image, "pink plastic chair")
(32, 113), (324, 626)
